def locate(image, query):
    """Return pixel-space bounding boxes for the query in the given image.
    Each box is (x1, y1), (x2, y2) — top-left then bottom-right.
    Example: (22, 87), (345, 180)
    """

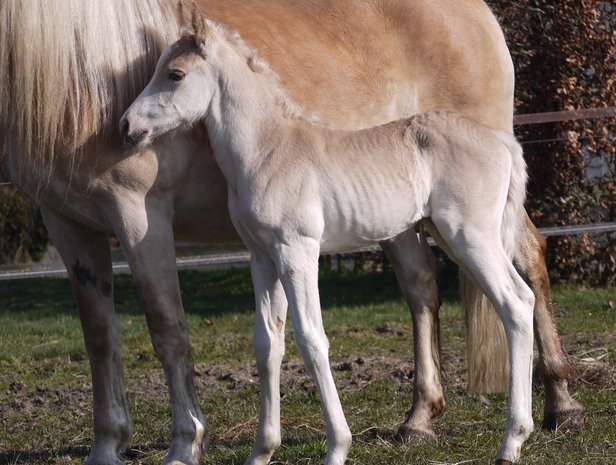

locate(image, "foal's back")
(313, 111), (511, 203)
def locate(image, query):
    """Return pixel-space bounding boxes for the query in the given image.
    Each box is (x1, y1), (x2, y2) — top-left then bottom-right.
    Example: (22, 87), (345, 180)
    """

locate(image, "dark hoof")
(495, 460), (512, 465)
(542, 408), (584, 432)
(395, 426), (438, 445)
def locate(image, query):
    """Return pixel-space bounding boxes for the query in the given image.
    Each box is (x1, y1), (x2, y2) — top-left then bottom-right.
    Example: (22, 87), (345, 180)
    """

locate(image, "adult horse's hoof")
(395, 426), (438, 445)
(84, 452), (125, 465)
(494, 460), (512, 465)
(542, 407), (584, 432)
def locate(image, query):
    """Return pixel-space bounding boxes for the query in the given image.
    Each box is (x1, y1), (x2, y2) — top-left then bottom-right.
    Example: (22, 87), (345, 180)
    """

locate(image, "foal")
(121, 16), (534, 465)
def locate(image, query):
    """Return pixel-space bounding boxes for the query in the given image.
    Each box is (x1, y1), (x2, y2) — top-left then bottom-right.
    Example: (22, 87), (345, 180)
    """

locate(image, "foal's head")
(120, 11), (218, 147)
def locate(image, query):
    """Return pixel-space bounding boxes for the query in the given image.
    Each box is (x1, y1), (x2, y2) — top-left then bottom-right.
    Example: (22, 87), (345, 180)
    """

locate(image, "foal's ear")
(191, 3), (210, 49)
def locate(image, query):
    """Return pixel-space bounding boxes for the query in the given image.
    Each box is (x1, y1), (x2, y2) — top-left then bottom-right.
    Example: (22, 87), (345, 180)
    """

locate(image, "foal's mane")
(184, 19), (315, 122)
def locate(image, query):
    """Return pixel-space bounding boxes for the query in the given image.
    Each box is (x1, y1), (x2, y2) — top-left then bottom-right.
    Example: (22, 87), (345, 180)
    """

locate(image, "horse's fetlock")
(336, 428), (353, 450)
(542, 356), (572, 382)
(115, 417), (133, 451)
(259, 427), (282, 453)
(431, 397), (447, 418)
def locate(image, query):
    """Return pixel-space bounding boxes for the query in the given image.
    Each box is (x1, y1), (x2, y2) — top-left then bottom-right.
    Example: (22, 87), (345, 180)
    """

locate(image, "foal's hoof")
(395, 426), (437, 445)
(542, 407), (584, 432)
(494, 460), (512, 465)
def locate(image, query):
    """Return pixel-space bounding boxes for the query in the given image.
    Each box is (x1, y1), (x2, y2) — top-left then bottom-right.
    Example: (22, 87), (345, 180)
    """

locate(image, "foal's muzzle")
(120, 118), (150, 146)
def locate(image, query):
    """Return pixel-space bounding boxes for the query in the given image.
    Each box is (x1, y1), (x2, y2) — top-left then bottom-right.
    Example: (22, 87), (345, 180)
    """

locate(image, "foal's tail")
(465, 129), (527, 394)
(495, 130), (528, 260)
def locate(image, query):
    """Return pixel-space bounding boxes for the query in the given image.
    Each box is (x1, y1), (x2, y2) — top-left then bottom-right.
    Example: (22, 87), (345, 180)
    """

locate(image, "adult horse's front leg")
(516, 215), (584, 431)
(380, 229), (445, 444)
(245, 253), (288, 465)
(41, 208), (131, 465)
(274, 238), (352, 465)
(113, 200), (207, 465)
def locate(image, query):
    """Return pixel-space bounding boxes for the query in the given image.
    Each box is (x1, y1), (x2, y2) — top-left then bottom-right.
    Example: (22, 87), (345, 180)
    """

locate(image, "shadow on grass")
(0, 446), (89, 464)
(0, 262), (460, 319)
(0, 431), (402, 465)
(180, 268), (414, 317)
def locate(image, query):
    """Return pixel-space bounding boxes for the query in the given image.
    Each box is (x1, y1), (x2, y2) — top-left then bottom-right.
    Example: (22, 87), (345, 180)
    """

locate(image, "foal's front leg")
(245, 253), (288, 465)
(273, 238), (352, 465)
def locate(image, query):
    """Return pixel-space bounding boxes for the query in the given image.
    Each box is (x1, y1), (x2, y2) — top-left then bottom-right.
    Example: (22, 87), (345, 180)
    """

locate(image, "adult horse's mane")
(0, 0), (181, 186)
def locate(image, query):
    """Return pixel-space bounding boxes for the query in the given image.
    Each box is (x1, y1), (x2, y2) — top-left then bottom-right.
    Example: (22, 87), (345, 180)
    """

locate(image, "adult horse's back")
(0, 1), (581, 464)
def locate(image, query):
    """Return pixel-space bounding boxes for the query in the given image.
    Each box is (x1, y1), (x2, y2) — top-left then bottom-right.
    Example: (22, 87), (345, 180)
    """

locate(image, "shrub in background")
(488, 0), (616, 285)
(0, 189), (49, 264)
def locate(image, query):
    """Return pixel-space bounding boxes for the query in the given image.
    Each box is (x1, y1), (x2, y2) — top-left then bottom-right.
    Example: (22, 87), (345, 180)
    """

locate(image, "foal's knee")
(295, 329), (329, 365)
(254, 328), (284, 370)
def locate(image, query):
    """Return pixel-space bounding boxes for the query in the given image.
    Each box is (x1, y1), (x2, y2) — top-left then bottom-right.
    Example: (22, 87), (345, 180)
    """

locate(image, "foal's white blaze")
(122, 16), (534, 464)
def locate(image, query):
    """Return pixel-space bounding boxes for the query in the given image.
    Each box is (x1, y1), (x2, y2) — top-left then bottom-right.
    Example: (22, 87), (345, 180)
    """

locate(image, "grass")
(0, 267), (614, 465)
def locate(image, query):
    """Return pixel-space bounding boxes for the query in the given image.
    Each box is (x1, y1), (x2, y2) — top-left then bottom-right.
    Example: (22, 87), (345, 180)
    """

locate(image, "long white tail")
(465, 130), (527, 394)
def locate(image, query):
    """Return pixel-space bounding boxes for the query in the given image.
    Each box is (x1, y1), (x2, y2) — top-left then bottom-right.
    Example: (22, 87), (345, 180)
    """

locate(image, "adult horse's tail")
(464, 131), (528, 394)
(0, 0), (180, 191)
(463, 272), (510, 393)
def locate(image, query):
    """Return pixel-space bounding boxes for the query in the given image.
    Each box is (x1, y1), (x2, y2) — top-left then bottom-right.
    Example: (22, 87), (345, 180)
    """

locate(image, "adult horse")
(0, 1), (582, 464)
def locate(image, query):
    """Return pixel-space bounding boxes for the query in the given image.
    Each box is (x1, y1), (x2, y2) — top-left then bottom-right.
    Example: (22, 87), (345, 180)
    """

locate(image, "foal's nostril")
(132, 129), (149, 144)
(120, 118), (130, 143)
(120, 118), (129, 134)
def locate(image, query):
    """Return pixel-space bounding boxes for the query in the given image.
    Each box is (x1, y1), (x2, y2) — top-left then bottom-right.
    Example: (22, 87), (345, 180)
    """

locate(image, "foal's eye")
(169, 70), (185, 82)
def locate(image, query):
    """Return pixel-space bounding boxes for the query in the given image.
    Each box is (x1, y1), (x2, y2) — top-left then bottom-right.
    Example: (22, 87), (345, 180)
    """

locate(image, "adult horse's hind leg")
(245, 252), (288, 465)
(113, 203), (207, 465)
(516, 215), (584, 431)
(41, 208), (131, 465)
(380, 229), (445, 444)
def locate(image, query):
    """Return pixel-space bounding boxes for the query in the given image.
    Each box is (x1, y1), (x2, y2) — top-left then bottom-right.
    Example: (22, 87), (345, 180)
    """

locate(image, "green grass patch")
(0, 268), (614, 464)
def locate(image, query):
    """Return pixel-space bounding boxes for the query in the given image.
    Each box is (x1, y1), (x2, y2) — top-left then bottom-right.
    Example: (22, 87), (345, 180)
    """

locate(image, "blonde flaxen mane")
(0, 0), (182, 189)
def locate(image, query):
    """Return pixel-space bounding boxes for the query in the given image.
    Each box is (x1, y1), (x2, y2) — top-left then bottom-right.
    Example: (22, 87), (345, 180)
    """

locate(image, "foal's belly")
(319, 188), (422, 253)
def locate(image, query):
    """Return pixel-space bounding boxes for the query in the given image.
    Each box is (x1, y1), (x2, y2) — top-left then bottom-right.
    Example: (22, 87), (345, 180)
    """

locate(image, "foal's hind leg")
(516, 215), (583, 431)
(426, 220), (535, 463)
(380, 229), (445, 444)
(245, 252), (288, 465)
(41, 208), (131, 465)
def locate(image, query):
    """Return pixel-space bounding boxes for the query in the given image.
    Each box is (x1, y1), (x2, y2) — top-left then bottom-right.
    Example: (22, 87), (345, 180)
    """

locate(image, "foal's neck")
(203, 39), (298, 188)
